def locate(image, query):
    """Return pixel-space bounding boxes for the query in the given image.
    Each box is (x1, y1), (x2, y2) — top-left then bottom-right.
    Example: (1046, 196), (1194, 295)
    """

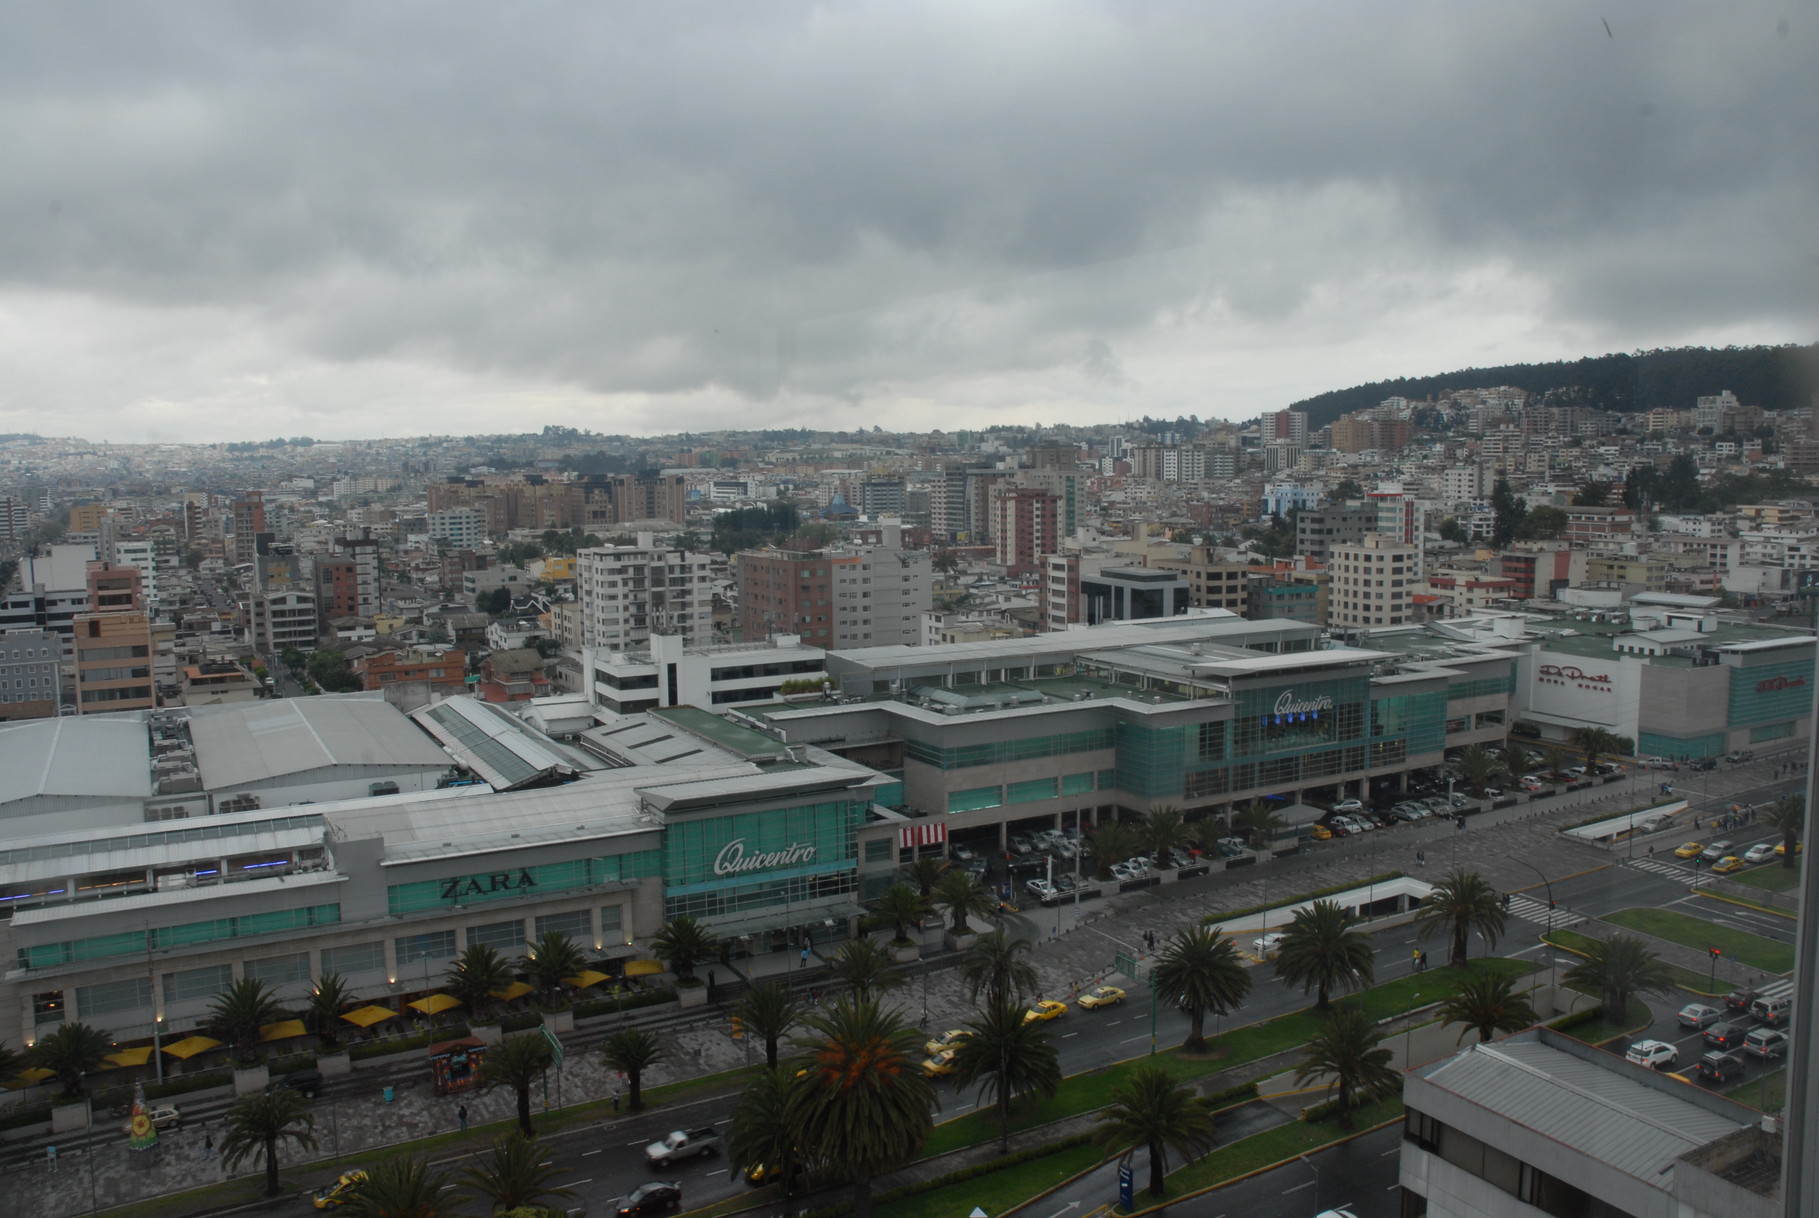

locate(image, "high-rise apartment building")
(0, 628), (62, 720)
(332, 532), (382, 616)
(991, 487), (1060, 577)
(85, 561), (143, 613)
(578, 534), (714, 648)
(229, 491), (268, 567)
(1265, 409), (1309, 446)
(738, 545), (931, 649)
(1328, 533), (1420, 630)
(1146, 547), (1251, 615)
(314, 557), (361, 626)
(72, 611), (155, 714)
(1295, 504), (1374, 564)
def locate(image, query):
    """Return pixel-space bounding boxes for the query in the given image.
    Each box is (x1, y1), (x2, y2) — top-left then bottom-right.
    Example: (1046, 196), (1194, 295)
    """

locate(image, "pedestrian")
(611, 1089), (621, 1113)
(46, 1145), (56, 1174)
(203, 1128), (215, 1159)
(457, 1104), (468, 1133)
(1412, 947), (1420, 971)
(707, 969), (716, 991)
(800, 945), (809, 968)
(1418, 949), (1428, 971)
(1417, 849), (1425, 867)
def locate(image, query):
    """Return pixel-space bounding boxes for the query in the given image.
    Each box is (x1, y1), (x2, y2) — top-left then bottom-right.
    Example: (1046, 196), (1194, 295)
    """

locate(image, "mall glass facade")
(661, 796), (862, 922)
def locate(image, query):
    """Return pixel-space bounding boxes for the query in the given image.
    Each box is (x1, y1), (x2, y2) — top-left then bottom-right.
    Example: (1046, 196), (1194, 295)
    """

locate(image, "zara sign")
(712, 838), (819, 878)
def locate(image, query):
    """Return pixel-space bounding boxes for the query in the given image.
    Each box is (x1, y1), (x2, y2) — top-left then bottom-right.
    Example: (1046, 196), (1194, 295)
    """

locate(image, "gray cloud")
(0, 2), (1811, 440)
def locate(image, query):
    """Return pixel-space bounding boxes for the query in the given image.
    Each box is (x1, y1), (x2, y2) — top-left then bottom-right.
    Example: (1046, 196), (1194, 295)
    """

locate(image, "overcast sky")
(0, 3), (1811, 444)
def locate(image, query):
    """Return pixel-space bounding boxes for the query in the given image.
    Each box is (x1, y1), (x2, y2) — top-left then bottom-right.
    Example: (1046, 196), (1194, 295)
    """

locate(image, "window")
(468, 920), (527, 952)
(321, 940), (385, 976)
(534, 910), (591, 941)
(78, 977), (151, 1018)
(397, 931), (458, 965)
(599, 905), (624, 935)
(244, 952), (311, 985)
(162, 964), (233, 1006)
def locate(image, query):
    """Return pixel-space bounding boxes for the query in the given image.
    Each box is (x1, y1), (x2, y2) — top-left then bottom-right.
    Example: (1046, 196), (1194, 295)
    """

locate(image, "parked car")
(1165, 846), (1195, 868)
(964, 858), (988, 878)
(1743, 843), (1777, 864)
(1695, 1051), (1745, 1084)
(1678, 1003), (1723, 1030)
(1310, 823), (1333, 840)
(1109, 862), (1138, 882)
(122, 1104), (182, 1136)
(1332, 798), (1364, 814)
(1052, 873), (1079, 895)
(1703, 1021), (1748, 1051)
(1025, 878), (1057, 902)
(1124, 856), (1152, 876)
(1518, 776), (1545, 792)
(1050, 839), (1079, 860)
(1624, 1039), (1678, 1070)
(1744, 1027), (1788, 1061)
(615, 1182), (683, 1217)
(1448, 792), (1470, 808)
(1008, 833), (1034, 854)
(1700, 841), (1734, 862)
(950, 844), (976, 863)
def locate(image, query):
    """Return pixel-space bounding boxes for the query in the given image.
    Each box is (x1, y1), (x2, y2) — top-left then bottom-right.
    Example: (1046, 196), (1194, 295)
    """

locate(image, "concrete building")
(1329, 534), (1422, 631)
(1296, 504), (1374, 564)
(586, 633), (826, 716)
(579, 535), (715, 649)
(428, 505), (486, 549)
(248, 590), (320, 655)
(1146, 547), (1252, 616)
(0, 628), (61, 721)
(72, 611), (155, 715)
(228, 492), (268, 567)
(1079, 567), (1191, 625)
(991, 487), (1061, 577)
(738, 546), (929, 651)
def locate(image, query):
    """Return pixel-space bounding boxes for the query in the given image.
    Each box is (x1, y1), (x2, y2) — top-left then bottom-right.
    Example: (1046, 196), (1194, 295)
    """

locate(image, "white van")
(1749, 994), (1791, 1027)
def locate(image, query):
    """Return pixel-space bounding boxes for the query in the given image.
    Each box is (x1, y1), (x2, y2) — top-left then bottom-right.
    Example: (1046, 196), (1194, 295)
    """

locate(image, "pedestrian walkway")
(1504, 893), (1585, 929)
(1623, 857), (1704, 886)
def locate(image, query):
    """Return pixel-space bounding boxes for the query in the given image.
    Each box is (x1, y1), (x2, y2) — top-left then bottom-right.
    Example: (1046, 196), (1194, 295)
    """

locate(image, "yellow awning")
(105, 1047), (155, 1067)
(563, 969), (611, 989)
(489, 981), (533, 1001)
(407, 993), (462, 1015)
(624, 959), (664, 977)
(259, 1019), (309, 1042)
(15, 1067), (55, 1084)
(161, 1035), (223, 1060)
(340, 1005), (397, 1028)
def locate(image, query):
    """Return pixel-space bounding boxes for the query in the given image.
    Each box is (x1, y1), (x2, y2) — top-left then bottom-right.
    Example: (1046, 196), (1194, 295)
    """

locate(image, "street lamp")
(1515, 860), (1558, 992)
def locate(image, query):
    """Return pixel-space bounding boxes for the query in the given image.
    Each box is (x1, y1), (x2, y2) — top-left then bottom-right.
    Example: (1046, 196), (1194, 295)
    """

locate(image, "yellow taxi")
(1023, 999), (1068, 1024)
(921, 1048), (961, 1077)
(923, 1029), (972, 1057)
(1309, 824), (1333, 841)
(1776, 841), (1803, 856)
(313, 1172), (368, 1210)
(1673, 841), (1704, 859)
(1710, 856), (1745, 875)
(1077, 985), (1127, 1010)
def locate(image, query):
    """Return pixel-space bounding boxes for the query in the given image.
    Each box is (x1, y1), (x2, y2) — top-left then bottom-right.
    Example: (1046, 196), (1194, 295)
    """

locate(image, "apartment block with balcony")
(1328, 534), (1420, 630)
(73, 611), (155, 714)
(579, 534), (715, 648)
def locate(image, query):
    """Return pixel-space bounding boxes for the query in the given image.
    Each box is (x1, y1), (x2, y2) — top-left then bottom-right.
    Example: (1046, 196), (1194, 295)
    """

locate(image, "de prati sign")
(712, 838), (819, 878)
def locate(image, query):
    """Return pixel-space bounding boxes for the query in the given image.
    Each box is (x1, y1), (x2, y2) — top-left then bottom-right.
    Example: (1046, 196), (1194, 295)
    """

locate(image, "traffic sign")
(540, 1025), (565, 1069)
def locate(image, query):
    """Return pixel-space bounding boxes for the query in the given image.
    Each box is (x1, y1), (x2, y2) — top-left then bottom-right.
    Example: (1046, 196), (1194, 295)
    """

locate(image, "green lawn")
(1726, 1067), (1785, 1114)
(1543, 929), (1719, 995)
(873, 1141), (1106, 1218)
(1560, 999), (1652, 1048)
(920, 958), (1534, 1158)
(1603, 907), (1796, 974)
(1163, 1095), (1406, 1199)
(1725, 866), (1801, 892)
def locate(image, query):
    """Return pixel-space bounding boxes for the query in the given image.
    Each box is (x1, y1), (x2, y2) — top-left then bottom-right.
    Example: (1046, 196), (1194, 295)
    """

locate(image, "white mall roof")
(188, 695), (449, 789)
(0, 717), (153, 806)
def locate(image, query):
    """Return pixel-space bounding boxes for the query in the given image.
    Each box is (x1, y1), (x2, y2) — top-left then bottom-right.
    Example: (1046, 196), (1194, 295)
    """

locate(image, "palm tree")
(479, 1032), (553, 1138)
(899, 856), (950, 900)
(1499, 743), (1533, 785)
(1231, 799), (1283, 851)
(1565, 934), (1675, 1023)
(445, 943), (515, 1021)
(828, 938), (904, 1002)
(343, 1154), (454, 1218)
(1437, 972), (1540, 1044)
(650, 915), (718, 982)
(1416, 870), (1507, 967)
(1272, 899), (1374, 1010)
(1093, 1064), (1216, 1199)
(728, 1065), (807, 1195)
(951, 997), (1062, 1153)
(520, 931), (588, 1000)
(603, 1026), (665, 1112)
(459, 1132), (575, 1213)
(785, 998), (934, 1218)
(733, 981), (803, 1070)
(305, 973), (355, 1046)
(1142, 805), (1197, 864)
(1084, 819), (1140, 880)
(1453, 743), (1498, 795)
(207, 977), (289, 1063)
(874, 883), (930, 944)
(1542, 744), (1570, 781)
(219, 1089), (318, 1196)
(958, 930), (1040, 1011)
(1294, 1007), (1399, 1129)
(1153, 926), (1251, 1052)
(1570, 726), (1619, 771)
(0, 1040), (20, 1086)
(30, 1021), (111, 1098)
(933, 868), (994, 936)
(1764, 797), (1805, 868)
(931, 547), (961, 577)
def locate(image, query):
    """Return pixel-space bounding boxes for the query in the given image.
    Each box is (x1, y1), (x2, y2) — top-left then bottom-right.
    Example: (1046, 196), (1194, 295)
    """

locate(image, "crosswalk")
(1505, 892), (1585, 929)
(1624, 857), (1705, 886)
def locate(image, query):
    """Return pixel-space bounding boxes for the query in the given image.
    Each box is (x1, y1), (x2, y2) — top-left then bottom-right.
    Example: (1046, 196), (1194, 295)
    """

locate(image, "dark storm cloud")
(0, 2), (1810, 437)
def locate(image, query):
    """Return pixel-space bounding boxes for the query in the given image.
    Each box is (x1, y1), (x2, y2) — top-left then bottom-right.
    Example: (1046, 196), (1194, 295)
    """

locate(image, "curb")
(1508, 861), (1614, 896)
(1691, 890), (1798, 922)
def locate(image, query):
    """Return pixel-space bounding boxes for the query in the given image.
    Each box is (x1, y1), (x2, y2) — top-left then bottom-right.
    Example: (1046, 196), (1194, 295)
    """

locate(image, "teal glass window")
(1007, 777), (1058, 804)
(76, 977), (150, 1017)
(949, 786), (1003, 813)
(320, 941), (383, 975)
(468, 920), (527, 952)
(1061, 772), (1096, 796)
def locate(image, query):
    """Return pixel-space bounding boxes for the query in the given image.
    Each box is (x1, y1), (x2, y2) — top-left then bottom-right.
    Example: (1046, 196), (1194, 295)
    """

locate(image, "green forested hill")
(1290, 344), (1819, 432)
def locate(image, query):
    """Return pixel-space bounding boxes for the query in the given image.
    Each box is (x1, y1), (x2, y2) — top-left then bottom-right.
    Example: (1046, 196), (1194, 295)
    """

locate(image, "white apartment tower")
(577, 533), (715, 648)
(1328, 533), (1421, 631)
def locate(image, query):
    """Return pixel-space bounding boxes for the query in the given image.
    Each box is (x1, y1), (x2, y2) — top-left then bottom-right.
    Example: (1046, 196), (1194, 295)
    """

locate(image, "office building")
(1079, 567), (1191, 625)
(0, 629), (61, 721)
(738, 546), (931, 650)
(72, 611), (155, 715)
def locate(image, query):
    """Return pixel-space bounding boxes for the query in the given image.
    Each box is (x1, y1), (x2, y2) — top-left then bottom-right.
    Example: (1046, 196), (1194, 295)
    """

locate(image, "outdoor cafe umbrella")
(407, 993), (463, 1016)
(161, 1035), (223, 1060)
(105, 1046), (155, 1068)
(563, 970), (611, 989)
(489, 981), (533, 1002)
(259, 1019), (309, 1043)
(340, 1005), (398, 1029)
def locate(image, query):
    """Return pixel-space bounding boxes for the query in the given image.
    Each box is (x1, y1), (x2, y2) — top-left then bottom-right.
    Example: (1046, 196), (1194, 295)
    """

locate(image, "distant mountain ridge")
(1288, 344), (1819, 433)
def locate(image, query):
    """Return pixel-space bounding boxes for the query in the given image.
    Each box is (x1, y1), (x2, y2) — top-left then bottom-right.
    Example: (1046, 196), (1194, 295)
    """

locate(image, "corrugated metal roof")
(1424, 1039), (1748, 1179)
(0, 717), (153, 805)
(188, 696), (448, 789)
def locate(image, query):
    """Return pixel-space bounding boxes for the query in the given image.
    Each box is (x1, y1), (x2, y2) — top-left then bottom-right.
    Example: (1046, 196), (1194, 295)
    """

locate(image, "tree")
(959, 931), (1040, 1012)
(1294, 1007), (1398, 1130)
(728, 1066), (808, 1195)
(1565, 934), (1676, 1023)
(219, 1089), (318, 1197)
(459, 1133), (575, 1214)
(951, 998), (1062, 1153)
(828, 938), (904, 1002)
(446, 944), (515, 1022)
(873, 883), (930, 944)
(1437, 516), (1470, 545)
(29, 1021), (111, 1098)
(1231, 799), (1283, 851)
(1084, 819), (1140, 880)
(1141, 805), (1197, 864)
(207, 977), (289, 1064)
(1437, 972), (1540, 1044)
(1515, 506), (1569, 540)
(1416, 870), (1508, 968)
(1453, 743), (1499, 796)
(1572, 482), (1610, 507)
(733, 981), (803, 1071)
(343, 1154), (454, 1218)
(306, 648), (362, 693)
(0, 1040), (19, 1087)
(899, 857), (950, 899)
(304, 975), (355, 1047)
(1499, 744), (1533, 786)
(1763, 797), (1804, 868)
(1569, 726), (1620, 770)
(1331, 478), (1366, 501)
(1093, 1064), (1217, 1198)
(520, 932), (588, 1001)
(1490, 478), (1527, 549)
(933, 868), (994, 936)
(480, 1032), (554, 1138)
(930, 548), (961, 577)
(785, 998), (934, 1218)
(651, 915), (718, 982)
(603, 1027), (664, 1113)
(1272, 900), (1374, 1010)
(1542, 745), (1570, 781)
(1153, 926), (1251, 1052)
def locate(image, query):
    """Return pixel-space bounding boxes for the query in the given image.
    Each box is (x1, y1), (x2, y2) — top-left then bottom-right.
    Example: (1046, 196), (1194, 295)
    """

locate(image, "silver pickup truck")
(644, 1127), (721, 1167)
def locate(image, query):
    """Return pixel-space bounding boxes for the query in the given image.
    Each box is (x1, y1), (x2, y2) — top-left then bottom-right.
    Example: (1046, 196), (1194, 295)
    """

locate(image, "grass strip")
(1727, 866), (1801, 892)
(1163, 1095), (1406, 1197)
(1725, 1066), (1785, 1114)
(1604, 907), (1795, 973)
(872, 1140), (1105, 1218)
(1543, 929), (1720, 995)
(1559, 999), (1652, 1048)
(920, 958), (1531, 1159)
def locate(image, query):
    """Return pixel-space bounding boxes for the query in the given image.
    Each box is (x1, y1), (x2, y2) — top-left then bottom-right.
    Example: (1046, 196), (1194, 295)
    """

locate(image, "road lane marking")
(1281, 1180), (1313, 1194)
(1063, 1032), (1079, 1038)
(572, 1178), (592, 1187)
(1380, 1146), (1400, 1156)
(705, 1169), (727, 1176)
(582, 1149), (602, 1157)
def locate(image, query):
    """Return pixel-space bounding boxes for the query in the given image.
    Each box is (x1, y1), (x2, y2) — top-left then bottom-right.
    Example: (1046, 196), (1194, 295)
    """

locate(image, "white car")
(1252, 932), (1286, 956)
(1332, 798), (1364, 814)
(1743, 843), (1777, 864)
(1109, 862), (1138, 882)
(1624, 1039), (1678, 1070)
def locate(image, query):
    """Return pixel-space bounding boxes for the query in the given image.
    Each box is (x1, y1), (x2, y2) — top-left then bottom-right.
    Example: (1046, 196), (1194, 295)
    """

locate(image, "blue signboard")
(1118, 1163), (1135, 1210)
